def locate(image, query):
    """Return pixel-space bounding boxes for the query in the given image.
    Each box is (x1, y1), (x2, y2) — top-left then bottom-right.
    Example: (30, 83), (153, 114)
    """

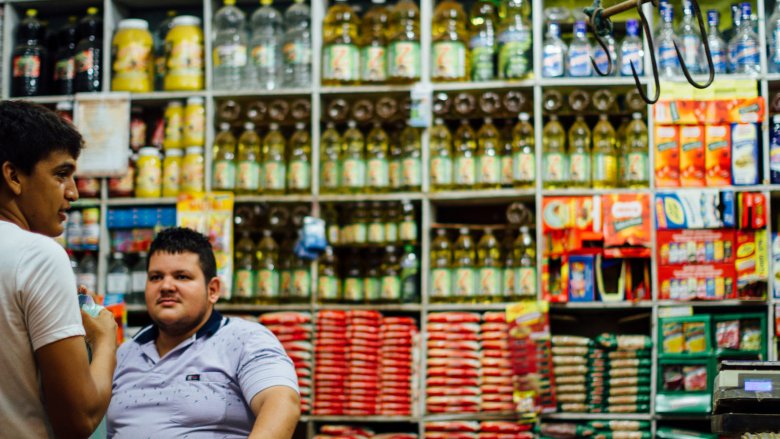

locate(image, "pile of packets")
(259, 312), (313, 414)
(313, 310), (418, 416)
(425, 421), (533, 439)
(537, 419), (651, 439)
(314, 425), (417, 439)
(425, 312), (514, 414)
(552, 334), (652, 414)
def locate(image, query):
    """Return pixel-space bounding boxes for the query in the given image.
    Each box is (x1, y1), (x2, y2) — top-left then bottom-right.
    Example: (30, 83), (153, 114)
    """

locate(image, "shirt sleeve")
(236, 323), (299, 404)
(19, 236), (85, 351)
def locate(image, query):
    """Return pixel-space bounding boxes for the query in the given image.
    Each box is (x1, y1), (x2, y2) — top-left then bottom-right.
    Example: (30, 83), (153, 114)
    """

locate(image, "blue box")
(568, 254), (595, 302)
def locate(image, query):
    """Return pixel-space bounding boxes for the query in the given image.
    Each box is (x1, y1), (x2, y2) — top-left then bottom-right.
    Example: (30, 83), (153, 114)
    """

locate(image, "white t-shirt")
(0, 221), (86, 438)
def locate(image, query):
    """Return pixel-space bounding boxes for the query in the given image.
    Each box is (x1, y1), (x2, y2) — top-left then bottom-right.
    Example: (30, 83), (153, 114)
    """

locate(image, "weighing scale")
(711, 361), (780, 438)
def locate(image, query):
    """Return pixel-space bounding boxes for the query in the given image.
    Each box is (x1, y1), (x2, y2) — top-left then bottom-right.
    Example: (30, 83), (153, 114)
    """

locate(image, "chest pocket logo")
(171, 372), (228, 426)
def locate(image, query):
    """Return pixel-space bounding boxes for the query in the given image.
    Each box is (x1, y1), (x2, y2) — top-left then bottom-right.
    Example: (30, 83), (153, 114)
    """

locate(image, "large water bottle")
(768, 1), (780, 72)
(213, 0), (248, 90)
(282, 0), (311, 88)
(678, 0), (702, 75)
(706, 10), (728, 74)
(249, 0), (283, 90)
(728, 2), (760, 75)
(593, 32), (617, 76)
(655, 2), (681, 78)
(542, 22), (566, 78)
(567, 20), (592, 77)
(619, 19), (644, 76)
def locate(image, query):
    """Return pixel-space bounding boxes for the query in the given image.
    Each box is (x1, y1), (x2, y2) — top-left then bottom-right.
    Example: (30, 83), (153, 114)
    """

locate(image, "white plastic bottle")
(213, 0), (248, 90)
(282, 0), (311, 88)
(250, 0), (283, 89)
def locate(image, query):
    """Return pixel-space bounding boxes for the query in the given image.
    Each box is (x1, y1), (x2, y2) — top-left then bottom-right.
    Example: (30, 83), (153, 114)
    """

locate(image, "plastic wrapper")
(551, 335), (592, 347)
(741, 322), (762, 351)
(595, 334), (652, 351)
(587, 420), (650, 431)
(715, 320), (740, 350)
(662, 321), (684, 354)
(683, 365), (708, 391)
(683, 321), (707, 353)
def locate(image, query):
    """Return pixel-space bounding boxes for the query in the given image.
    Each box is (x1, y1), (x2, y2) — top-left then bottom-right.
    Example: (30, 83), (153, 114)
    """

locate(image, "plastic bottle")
(453, 228), (476, 301)
(341, 120), (366, 193)
(12, 9), (48, 97)
(568, 115), (592, 188)
(380, 246), (401, 303)
(384, 202), (399, 243)
(282, 0), (312, 88)
(496, 0), (531, 79)
(183, 97), (206, 147)
(678, 0), (703, 75)
(477, 229), (502, 301)
(366, 122), (390, 192)
(262, 122), (287, 194)
(769, 1), (780, 73)
(454, 120), (477, 189)
(567, 20), (592, 77)
(724, 3), (740, 44)
(360, 0), (389, 83)
(234, 231), (257, 301)
(400, 125), (422, 191)
(75, 7), (103, 93)
(706, 10), (728, 74)
(469, 0), (498, 81)
(399, 201), (418, 244)
(154, 10), (177, 90)
(656, 2), (681, 78)
(78, 252), (99, 297)
(542, 22), (566, 78)
(593, 31), (617, 76)
(400, 245), (419, 302)
(591, 114), (618, 188)
(212, 123), (237, 191)
(162, 148), (182, 197)
(621, 112), (649, 187)
(53, 17), (77, 95)
(129, 253), (147, 305)
(163, 101), (184, 149)
(256, 230), (280, 303)
(315, 245), (338, 303)
(542, 115), (568, 188)
(431, 0), (469, 82)
(164, 16), (204, 91)
(363, 250), (381, 302)
(112, 19), (154, 92)
(106, 252), (131, 299)
(287, 122), (311, 193)
(619, 19), (645, 76)
(368, 202), (385, 244)
(514, 226), (536, 298)
(250, 0), (283, 90)
(728, 2), (760, 75)
(387, 0), (421, 83)
(430, 229), (453, 302)
(236, 122), (261, 194)
(502, 234), (518, 300)
(476, 118), (501, 189)
(322, 0), (360, 85)
(430, 118), (453, 191)
(512, 112), (534, 188)
(213, 0), (248, 90)
(320, 122), (341, 193)
(388, 134), (403, 191)
(343, 249), (364, 303)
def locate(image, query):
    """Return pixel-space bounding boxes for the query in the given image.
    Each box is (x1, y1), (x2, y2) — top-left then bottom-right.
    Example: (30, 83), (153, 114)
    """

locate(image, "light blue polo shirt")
(106, 310), (298, 439)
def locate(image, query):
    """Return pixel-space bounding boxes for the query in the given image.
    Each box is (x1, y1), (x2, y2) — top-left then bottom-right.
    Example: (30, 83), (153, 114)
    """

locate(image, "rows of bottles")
(322, 201), (419, 248)
(63, 207), (101, 296)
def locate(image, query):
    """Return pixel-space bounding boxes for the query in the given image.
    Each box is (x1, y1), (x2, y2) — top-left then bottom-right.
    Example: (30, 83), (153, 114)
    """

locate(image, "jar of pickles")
(162, 148), (182, 197)
(181, 146), (204, 192)
(164, 16), (204, 91)
(183, 97), (205, 146)
(135, 147), (162, 198)
(111, 19), (153, 92)
(163, 101), (183, 149)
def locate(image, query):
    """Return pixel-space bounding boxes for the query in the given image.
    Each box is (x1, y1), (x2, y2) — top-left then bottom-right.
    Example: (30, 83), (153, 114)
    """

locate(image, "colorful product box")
(568, 254), (595, 302)
(735, 230), (769, 290)
(731, 123), (760, 186)
(737, 192), (767, 230)
(655, 125), (680, 188)
(655, 97), (765, 125)
(656, 229), (736, 266)
(773, 234), (780, 298)
(655, 191), (735, 230)
(541, 196), (601, 233)
(658, 264), (736, 300)
(602, 193), (651, 249)
(704, 125), (732, 187)
(654, 101), (705, 125)
(679, 125), (705, 187)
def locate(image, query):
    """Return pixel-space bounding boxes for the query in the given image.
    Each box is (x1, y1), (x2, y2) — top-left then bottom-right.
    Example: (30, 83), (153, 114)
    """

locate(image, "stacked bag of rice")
(480, 311), (515, 414)
(314, 310), (350, 415)
(379, 316), (418, 416)
(425, 421), (534, 439)
(259, 311), (313, 414)
(315, 424), (418, 439)
(537, 420), (652, 438)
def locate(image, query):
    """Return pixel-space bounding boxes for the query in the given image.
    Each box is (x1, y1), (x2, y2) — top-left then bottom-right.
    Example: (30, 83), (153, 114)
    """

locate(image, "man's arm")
(248, 386), (301, 439)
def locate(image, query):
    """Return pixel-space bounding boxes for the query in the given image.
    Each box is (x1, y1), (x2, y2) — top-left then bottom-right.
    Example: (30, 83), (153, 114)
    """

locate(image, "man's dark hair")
(148, 227), (217, 283)
(0, 101), (84, 182)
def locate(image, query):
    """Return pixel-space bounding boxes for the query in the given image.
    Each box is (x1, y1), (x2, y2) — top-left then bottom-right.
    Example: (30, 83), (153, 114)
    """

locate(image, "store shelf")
(428, 189), (535, 204)
(320, 84), (414, 95)
(657, 299), (768, 308)
(542, 188), (651, 196)
(542, 413), (653, 421)
(315, 303), (422, 312)
(655, 185), (770, 193)
(310, 415), (419, 423)
(540, 76), (648, 87)
(130, 91), (207, 103)
(217, 303), (311, 312)
(318, 192), (424, 202)
(72, 198), (101, 208)
(423, 412), (519, 422)
(212, 88), (312, 98)
(15, 95), (74, 104)
(234, 194), (314, 203)
(427, 302), (515, 312)
(106, 197), (178, 206)
(550, 301), (654, 310)
(431, 79), (534, 91)
(766, 73), (780, 82)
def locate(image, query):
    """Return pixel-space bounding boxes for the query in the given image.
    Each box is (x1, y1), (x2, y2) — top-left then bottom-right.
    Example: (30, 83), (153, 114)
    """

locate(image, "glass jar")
(111, 18), (153, 92)
(135, 147), (162, 198)
(181, 146), (204, 192)
(162, 148), (182, 197)
(164, 15), (204, 91)
(163, 101), (183, 149)
(183, 96), (205, 146)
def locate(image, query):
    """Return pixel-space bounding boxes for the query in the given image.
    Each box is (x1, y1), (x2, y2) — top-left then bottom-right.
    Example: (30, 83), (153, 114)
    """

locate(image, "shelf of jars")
(431, 79), (536, 92)
(319, 84), (415, 95)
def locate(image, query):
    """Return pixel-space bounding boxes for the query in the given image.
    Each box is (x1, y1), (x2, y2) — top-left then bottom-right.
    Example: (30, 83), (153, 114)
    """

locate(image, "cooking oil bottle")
(568, 115), (592, 188)
(621, 112), (649, 188)
(399, 124), (422, 191)
(542, 115), (568, 188)
(454, 120), (477, 189)
(502, 231), (518, 300)
(591, 114), (617, 188)
(287, 122), (311, 193)
(322, 0), (360, 85)
(360, 0), (389, 83)
(289, 251), (311, 302)
(323, 203), (340, 245)
(317, 245), (340, 303)
(353, 202), (369, 244)
(341, 120), (366, 193)
(476, 118), (501, 189)
(364, 249), (381, 302)
(342, 249), (364, 303)
(366, 122), (390, 192)
(320, 122), (341, 193)
(262, 123), (286, 194)
(256, 230), (280, 304)
(452, 227), (476, 301)
(469, 0), (498, 81)
(477, 228), (502, 302)
(388, 132), (403, 191)
(497, 0), (531, 79)
(514, 225), (536, 299)
(234, 230), (257, 302)
(387, 0), (421, 83)
(431, 0), (469, 82)
(430, 228), (453, 303)
(430, 118), (453, 191)
(380, 245), (401, 303)
(512, 112), (534, 188)
(236, 122), (261, 194)
(212, 123), (237, 191)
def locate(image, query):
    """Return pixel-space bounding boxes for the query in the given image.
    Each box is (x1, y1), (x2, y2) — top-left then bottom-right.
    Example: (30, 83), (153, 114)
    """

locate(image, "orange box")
(654, 125), (680, 187)
(679, 125), (705, 187)
(704, 124), (732, 186)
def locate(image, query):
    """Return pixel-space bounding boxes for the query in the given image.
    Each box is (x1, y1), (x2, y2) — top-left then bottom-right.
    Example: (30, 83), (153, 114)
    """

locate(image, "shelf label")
(658, 306), (693, 318)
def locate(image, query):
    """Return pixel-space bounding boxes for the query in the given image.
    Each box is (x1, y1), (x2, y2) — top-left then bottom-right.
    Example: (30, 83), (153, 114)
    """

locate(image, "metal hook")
(672, 0), (714, 89)
(588, 8), (614, 76)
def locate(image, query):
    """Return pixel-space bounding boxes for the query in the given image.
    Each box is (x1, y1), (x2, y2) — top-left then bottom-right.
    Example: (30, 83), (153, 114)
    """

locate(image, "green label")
(368, 222), (385, 243)
(400, 220), (417, 243)
(517, 267), (536, 297)
(364, 277), (380, 301)
(569, 152), (591, 183)
(430, 268), (452, 298)
(478, 154), (501, 184)
(323, 43), (359, 81)
(453, 267), (476, 297)
(263, 161), (286, 190)
(237, 160), (260, 191)
(317, 275), (339, 300)
(623, 152), (648, 183)
(321, 160), (340, 190)
(213, 159), (236, 190)
(234, 269), (255, 298)
(401, 157), (421, 187)
(501, 155), (513, 185)
(502, 267), (517, 298)
(470, 46), (495, 81)
(388, 41), (421, 79)
(342, 158), (365, 188)
(367, 158), (389, 188)
(513, 151), (535, 183)
(431, 156), (453, 187)
(385, 223), (398, 243)
(288, 160), (310, 190)
(343, 277), (364, 302)
(353, 223), (367, 244)
(251, 43), (277, 69)
(454, 156), (476, 185)
(361, 45), (387, 82)
(432, 41), (466, 79)
(257, 269), (280, 298)
(499, 37), (531, 78)
(593, 153), (617, 184)
(543, 152), (568, 183)
(291, 269), (310, 298)
(478, 267), (502, 297)
(381, 275), (401, 300)
(388, 159), (402, 189)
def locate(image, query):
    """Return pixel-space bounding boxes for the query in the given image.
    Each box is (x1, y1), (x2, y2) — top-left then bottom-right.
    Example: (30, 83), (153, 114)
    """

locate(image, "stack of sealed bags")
(480, 311), (514, 414)
(315, 425), (417, 439)
(552, 334), (652, 414)
(314, 310), (349, 415)
(379, 316), (418, 416)
(537, 419), (651, 438)
(259, 312), (312, 414)
(425, 421), (533, 439)
(345, 310), (383, 416)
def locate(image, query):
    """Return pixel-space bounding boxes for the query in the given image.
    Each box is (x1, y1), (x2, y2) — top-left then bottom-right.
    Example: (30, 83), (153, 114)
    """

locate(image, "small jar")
(181, 146), (204, 193)
(164, 15), (204, 91)
(163, 101), (183, 149)
(111, 18), (153, 92)
(183, 97), (205, 146)
(162, 148), (183, 197)
(135, 147), (162, 198)
(109, 156), (135, 197)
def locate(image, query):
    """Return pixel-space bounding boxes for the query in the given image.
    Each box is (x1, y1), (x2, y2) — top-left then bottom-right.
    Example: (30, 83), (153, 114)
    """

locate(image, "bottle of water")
(213, 0), (248, 90)
(728, 2), (760, 75)
(593, 31), (617, 76)
(619, 19), (644, 76)
(678, 0), (702, 75)
(724, 3), (740, 52)
(282, 0), (311, 87)
(768, 0), (780, 72)
(567, 20), (592, 77)
(706, 10), (728, 74)
(542, 22), (566, 78)
(656, 2), (680, 78)
(250, 0), (283, 90)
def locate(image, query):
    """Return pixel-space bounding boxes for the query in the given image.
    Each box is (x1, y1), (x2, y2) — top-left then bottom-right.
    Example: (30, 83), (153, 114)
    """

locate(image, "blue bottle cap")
(741, 2), (751, 19)
(661, 4), (674, 23)
(706, 10), (719, 27)
(626, 19), (639, 37)
(574, 20), (587, 35)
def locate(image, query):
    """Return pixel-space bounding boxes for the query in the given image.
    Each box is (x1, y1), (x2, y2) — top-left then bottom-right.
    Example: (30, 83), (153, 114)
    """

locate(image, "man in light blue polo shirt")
(107, 227), (300, 439)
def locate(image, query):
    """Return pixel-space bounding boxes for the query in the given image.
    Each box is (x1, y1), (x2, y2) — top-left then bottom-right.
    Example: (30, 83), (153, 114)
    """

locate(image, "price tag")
(659, 306), (693, 318)
(73, 92), (130, 177)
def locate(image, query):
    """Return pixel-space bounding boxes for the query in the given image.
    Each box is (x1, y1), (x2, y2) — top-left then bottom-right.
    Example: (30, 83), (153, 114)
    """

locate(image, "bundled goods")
(314, 310), (349, 415)
(551, 334), (652, 414)
(379, 316), (418, 416)
(506, 302), (555, 416)
(537, 419), (651, 439)
(480, 312), (514, 413)
(259, 311), (313, 414)
(315, 425), (417, 439)
(425, 420), (534, 439)
(345, 310), (383, 416)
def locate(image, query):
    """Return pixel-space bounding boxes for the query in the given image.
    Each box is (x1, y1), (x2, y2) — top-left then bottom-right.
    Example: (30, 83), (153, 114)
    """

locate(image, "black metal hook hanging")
(672, 0), (715, 88)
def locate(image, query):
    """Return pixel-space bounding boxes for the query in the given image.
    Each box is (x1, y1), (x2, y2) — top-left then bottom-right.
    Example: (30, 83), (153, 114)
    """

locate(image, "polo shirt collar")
(134, 309), (226, 345)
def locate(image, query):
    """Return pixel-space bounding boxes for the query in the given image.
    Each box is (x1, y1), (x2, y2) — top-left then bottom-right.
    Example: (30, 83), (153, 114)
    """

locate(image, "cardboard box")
(704, 125), (732, 187)
(655, 190), (736, 230)
(658, 264), (736, 300)
(656, 229), (736, 265)
(655, 125), (680, 187)
(602, 193), (651, 249)
(568, 254), (595, 302)
(735, 230), (769, 290)
(731, 123), (760, 186)
(679, 125), (705, 187)
(737, 192), (767, 230)
(541, 196), (601, 233)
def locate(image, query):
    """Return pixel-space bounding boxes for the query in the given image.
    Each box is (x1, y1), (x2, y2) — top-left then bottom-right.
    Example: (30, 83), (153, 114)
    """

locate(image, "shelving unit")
(2, 0), (779, 437)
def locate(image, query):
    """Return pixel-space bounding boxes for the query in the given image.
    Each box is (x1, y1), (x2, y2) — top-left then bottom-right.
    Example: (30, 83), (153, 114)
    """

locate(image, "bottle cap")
(172, 15), (201, 27)
(626, 19), (639, 36)
(186, 96), (204, 105)
(87, 7), (99, 15)
(118, 19), (149, 30)
(296, 122), (305, 130)
(26, 9), (37, 18)
(165, 148), (183, 157)
(347, 120), (357, 128)
(519, 112), (530, 121)
(244, 121), (256, 130)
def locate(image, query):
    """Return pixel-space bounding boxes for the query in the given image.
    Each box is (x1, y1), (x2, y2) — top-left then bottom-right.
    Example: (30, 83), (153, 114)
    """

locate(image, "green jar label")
(513, 151), (535, 183)
(399, 220), (417, 243)
(501, 155), (513, 185)
(453, 267), (475, 297)
(478, 154), (501, 185)
(570, 152), (591, 183)
(257, 269), (280, 298)
(317, 275), (339, 300)
(623, 152), (648, 183)
(342, 158), (366, 188)
(454, 156), (476, 185)
(388, 159), (402, 189)
(367, 157), (389, 188)
(543, 152), (568, 183)
(343, 277), (364, 302)
(368, 222), (385, 243)
(323, 43), (359, 81)
(288, 160), (310, 190)
(235, 269), (255, 298)
(388, 41), (421, 79)
(385, 223), (398, 243)
(361, 45), (387, 82)
(237, 160), (260, 191)
(321, 160), (340, 190)
(381, 275), (401, 300)
(478, 267), (502, 297)
(432, 41), (466, 80)
(364, 277), (380, 301)
(517, 267), (537, 297)
(213, 159), (236, 190)
(470, 45), (495, 81)
(430, 268), (451, 298)
(401, 157), (421, 187)
(502, 267), (517, 298)
(263, 161), (286, 190)
(291, 269), (310, 298)
(593, 153), (617, 184)
(431, 156), (453, 187)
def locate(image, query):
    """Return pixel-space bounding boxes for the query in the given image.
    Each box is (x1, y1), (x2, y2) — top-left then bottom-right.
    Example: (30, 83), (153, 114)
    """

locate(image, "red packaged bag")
(428, 332), (480, 341)
(380, 358), (412, 368)
(380, 331), (415, 340)
(481, 384), (514, 395)
(427, 357), (481, 369)
(427, 386), (480, 397)
(426, 395), (481, 405)
(298, 378), (312, 387)
(276, 332), (311, 342)
(426, 404), (480, 413)
(427, 322), (482, 333)
(259, 312), (311, 325)
(482, 393), (514, 403)
(428, 312), (482, 323)
(295, 368), (311, 377)
(481, 358), (512, 368)
(481, 376), (513, 386)
(383, 316), (417, 325)
(287, 350), (312, 361)
(482, 312), (506, 323)
(481, 331), (509, 341)
(318, 310), (347, 319)
(427, 348), (480, 359)
(282, 341), (313, 351)
(426, 421), (480, 432)
(482, 367), (512, 377)
(482, 340), (510, 350)
(427, 367), (480, 378)
(426, 377), (480, 387)
(347, 353), (379, 362)
(482, 350), (511, 359)
(425, 433), (478, 439)
(427, 340), (480, 351)
(347, 310), (382, 319)
(480, 402), (515, 412)
(480, 323), (509, 332)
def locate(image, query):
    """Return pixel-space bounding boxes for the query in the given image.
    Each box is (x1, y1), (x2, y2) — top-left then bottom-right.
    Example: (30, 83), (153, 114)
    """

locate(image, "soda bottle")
(12, 9), (48, 97)
(343, 249), (364, 303)
(619, 19), (645, 76)
(341, 120), (366, 193)
(512, 112), (534, 188)
(366, 122), (390, 192)
(497, 0), (531, 79)
(282, 0), (312, 87)
(706, 10), (728, 74)
(476, 118), (502, 189)
(234, 231), (257, 302)
(212, 123), (237, 192)
(256, 230), (280, 303)
(453, 228), (477, 301)
(317, 246), (340, 303)
(514, 226), (536, 298)
(387, 0), (421, 83)
(542, 115), (568, 188)
(453, 120), (477, 189)
(567, 20), (592, 77)
(621, 112), (649, 187)
(287, 122), (311, 193)
(320, 122), (341, 193)
(380, 246), (401, 303)
(322, 0), (360, 85)
(400, 245), (419, 302)
(477, 229), (502, 302)
(469, 0), (498, 81)
(430, 118), (453, 191)
(542, 21), (566, 78)
(236, 122), (262, 194)
(591, 114), (618, 188)
(213, 0), (248, 90)
(107, 252), (131, 300)
(53, 17), (77, 95)
(262, 123), (287, 194)
(431, 0), (469, 82)
(400, 125), (422, 191)
(430, 229), (453, 302)
(250, 0), (283, 89)
(361, 0), (389, 83)
(568, 115), (592, 188)
(75, 7), (103, 92)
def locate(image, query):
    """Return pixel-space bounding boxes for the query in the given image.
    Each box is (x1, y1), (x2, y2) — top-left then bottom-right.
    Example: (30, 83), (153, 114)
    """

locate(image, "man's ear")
(1, 162), (23, 195)
(207, 276), (222, 304)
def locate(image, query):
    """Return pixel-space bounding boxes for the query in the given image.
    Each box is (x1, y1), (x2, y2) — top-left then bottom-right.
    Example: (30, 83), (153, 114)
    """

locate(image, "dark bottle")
(53, 16), (78, 95)
(567, 90), (590, 113)
(74, 7), (103, 93)
(454, 92), (476, 115)
(12, 9), (49, 97)
(268, 99), (290, 122)
(432, 92), (451, 116)
(503, 90), (526, 113)
(352, 99), (374, 123)
(479, 91), (501, 115)
(327, 98), (349, 122)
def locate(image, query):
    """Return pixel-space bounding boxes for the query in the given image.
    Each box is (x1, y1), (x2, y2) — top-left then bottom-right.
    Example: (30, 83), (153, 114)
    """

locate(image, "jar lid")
(139, 147), (160, 156)
(186, 97), (204, 105)
(186, 146), (204, 154)
(166, 100), (183, 108)
(172, 15), (201, 27)
(165, 148), (183, 157)
(118, 18), (149, 30)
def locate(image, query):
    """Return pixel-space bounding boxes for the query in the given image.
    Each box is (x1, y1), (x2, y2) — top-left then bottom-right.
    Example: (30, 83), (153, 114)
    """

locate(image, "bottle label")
(323, 43), (359, 81)
(181, 155), (204, 193)
(388, 41), (421, 79)
(321, 160), (340, 189)
(502, 267), (517, 297)
(54, 57), (75, 81)
(454, 156), (476, 185)
(498, 30), (531, 78)
(115, 42), (152, 76)
(380, 275), (400, 300)
(137, 158), (162, 196)
(361, 45), (387, 82)
(735, 40), (760, 67)
(364, 277), (380, 301)
(478, 154), (501, 185)
(385, 223), (398, 242)
(710, 47), (727, 73)
(75, 48), (96, 73)
(478, 267), (501, 297)
(257, 269), (280, 298)
(169, 40), (204, 75)
(283, 42), (311, 66)
(431, 268), (451, 298)
(517, 267), (536, 296)
(567, 47), (592, 77)
(388, 159), (402, 188)
(237, 160), (261, 191)
(288, 160), (310, 190)
(367, 158), (389, 188)
(213, 160), (236, 190)
(368, 222), (385, 243)
(453, 267), (475, 297)
(513, 151), (535, 183)
(432, 41), (466, 80)
(569, 152), (591, 183)
(317, 275), (339, 300)
(214, 44), (248, 68)
(593, 153), (617, 184)
(543, 152), (568, 183)
(623, 151), (648, 183)
(327, 224), (340, 245)
(280, 271), (292, 295)
(431, 156), (453, 187)
(251, 43), (278, 69)
(470, 44), (495, 81)
(164, 111), (182, 146)
(184, 107), (205, 145)
(354, 223), (368, 243)
(235, 269), (255, 298)
(593, 45), (615, 74)
(341, 224), (353, 243)
(400, 220), (417, 243)
(13, 55), (41, 78)
(620, 46), (644, 76)
(342, 158), (366, 188)
(542, 45), (565, 77)
(263, 161), (286, 190)
(401, 157), (421, 187)
(107, 273), (130, 295)
(343, 277), (364, 301)
(501, 155), (513, 185)
(658, 41), (680, 69)
(291, 269), (310, 298)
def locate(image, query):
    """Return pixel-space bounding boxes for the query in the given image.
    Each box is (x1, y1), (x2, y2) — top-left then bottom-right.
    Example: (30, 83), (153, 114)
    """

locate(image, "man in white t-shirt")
(0, 101), (118, 438)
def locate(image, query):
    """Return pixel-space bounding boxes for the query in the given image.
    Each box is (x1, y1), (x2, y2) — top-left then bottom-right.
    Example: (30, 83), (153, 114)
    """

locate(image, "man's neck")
(0, 198), (30, 231)
(155, 308), (213, 358)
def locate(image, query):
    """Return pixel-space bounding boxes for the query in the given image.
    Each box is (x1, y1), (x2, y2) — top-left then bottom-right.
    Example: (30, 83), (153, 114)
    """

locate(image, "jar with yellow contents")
(162, 148), (183, 197)
(181, 146), (204, 193)
(183, 97), (205, 146)
(163, 101), (183, 149)
(135, 147), (162, 198)
(164, 16), (204, 91)
(111, 19), (153, 92)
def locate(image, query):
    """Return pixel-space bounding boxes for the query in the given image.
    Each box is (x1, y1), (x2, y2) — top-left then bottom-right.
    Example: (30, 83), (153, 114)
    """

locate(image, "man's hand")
(81, 309), (118, 350)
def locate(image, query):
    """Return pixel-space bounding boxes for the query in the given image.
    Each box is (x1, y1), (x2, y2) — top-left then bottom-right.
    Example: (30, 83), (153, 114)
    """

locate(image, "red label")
(13, 55), (41, 78)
